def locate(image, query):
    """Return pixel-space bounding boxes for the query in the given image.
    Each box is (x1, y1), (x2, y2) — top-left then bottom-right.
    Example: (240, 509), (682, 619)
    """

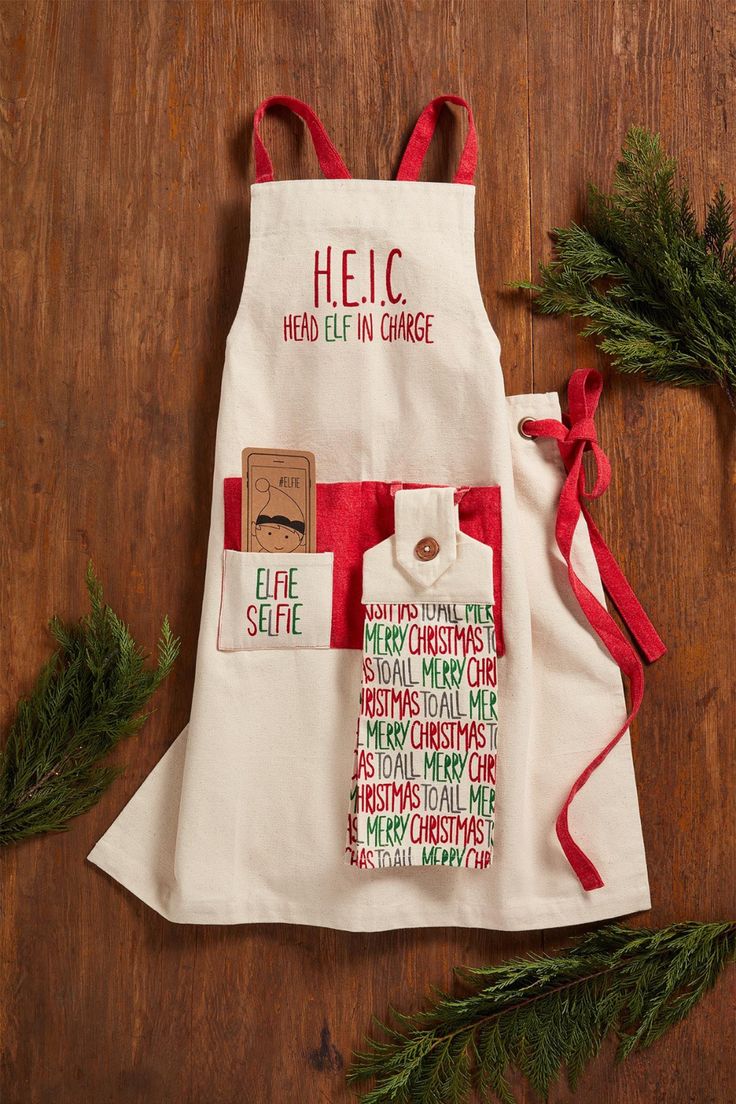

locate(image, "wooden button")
(415, 536), (440, 561)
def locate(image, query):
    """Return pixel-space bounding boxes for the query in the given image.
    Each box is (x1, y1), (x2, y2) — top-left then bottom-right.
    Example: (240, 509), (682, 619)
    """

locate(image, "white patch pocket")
(345, 487), (499, 872)
(217, 550), (334, 651)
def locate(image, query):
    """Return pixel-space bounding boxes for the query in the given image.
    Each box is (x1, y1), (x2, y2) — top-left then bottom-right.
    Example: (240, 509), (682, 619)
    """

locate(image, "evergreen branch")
(0, 560), (180, 845)
(513, 126), (736, 410)
(347, 922), (736, 1104)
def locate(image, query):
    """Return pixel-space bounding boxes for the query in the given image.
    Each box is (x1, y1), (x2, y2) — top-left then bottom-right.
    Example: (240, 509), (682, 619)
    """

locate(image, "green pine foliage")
(517, 127), (736, 410)
(0, 561), (179, 845)
(348, 922), (736, 1104)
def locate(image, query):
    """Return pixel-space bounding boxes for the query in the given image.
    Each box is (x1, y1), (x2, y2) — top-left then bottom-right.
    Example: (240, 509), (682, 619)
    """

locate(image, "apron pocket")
(223, 476), (503, 653)
(217, 550), (334, 650)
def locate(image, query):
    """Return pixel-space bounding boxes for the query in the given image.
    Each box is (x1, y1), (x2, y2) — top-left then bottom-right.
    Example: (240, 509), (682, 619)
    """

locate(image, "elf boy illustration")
(251, 478), (305, 552)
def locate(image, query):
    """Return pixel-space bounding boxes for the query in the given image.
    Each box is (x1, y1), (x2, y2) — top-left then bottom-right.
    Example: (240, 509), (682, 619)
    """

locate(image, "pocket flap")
(394, 487), (458, 588)
(363, 532), (493, 603)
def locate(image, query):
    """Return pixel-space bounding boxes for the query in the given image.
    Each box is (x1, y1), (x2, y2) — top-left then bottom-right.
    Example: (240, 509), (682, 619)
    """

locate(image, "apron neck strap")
(396, 95), (477, 185)
(253, 96), (351, 184)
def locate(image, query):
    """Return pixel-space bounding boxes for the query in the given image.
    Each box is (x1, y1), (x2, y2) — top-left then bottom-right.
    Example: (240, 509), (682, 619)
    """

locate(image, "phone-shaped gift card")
(242, 448), (316, 553)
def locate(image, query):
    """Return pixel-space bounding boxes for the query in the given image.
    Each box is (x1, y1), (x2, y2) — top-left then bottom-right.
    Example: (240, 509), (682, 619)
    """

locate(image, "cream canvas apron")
(88, 96), (666, 930)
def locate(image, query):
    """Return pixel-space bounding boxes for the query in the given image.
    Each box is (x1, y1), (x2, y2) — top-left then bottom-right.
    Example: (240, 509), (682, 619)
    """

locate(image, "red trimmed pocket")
(223, 479), (504, 655)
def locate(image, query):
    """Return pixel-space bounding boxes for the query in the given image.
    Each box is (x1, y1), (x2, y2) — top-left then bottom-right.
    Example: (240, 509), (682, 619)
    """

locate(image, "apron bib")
(88, 96), (665, 930)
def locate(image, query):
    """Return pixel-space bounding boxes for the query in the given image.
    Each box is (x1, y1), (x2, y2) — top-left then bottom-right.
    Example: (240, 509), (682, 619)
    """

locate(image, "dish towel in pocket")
(345, 487), (498, 870)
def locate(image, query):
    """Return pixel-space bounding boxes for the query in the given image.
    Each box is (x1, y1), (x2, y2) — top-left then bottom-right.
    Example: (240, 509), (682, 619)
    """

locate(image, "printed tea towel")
(346, 487), (499, 870)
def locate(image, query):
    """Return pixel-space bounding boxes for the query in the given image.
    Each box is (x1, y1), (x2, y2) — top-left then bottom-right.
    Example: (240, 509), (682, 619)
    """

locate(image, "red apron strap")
(523, 369), (666, 891)
(253, 96), (351, 184)
(581, 507), (667, 663)
(396, 95), (478, 185)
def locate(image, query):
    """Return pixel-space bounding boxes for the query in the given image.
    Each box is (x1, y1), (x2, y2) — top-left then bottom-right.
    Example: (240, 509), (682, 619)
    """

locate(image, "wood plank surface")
(1, 2), (734, 1102)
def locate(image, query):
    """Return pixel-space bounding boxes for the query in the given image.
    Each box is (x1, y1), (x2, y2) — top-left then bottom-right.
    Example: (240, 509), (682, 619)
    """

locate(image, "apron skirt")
(88, 97), (663, 931)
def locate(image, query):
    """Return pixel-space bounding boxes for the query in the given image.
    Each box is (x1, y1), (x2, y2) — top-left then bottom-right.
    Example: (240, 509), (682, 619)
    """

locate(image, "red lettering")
(246, 605), (258, 637)
(314, 246), (332, 308)
(385, 247), (402, 303)
(342, 248), (358, 307)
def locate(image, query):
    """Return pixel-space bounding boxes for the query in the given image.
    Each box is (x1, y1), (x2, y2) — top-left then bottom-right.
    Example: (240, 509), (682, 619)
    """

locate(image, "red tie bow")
(522, 368), (666, 891)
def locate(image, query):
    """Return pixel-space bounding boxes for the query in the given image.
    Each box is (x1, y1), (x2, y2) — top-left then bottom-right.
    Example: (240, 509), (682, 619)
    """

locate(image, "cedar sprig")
(0, 560), (179, 844)
(347, 921), (736, 1103)
(516, 126), (736, 412)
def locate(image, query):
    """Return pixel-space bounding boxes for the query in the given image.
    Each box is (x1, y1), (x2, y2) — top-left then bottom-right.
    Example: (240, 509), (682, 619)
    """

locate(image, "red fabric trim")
(524, 369), (666, 891)
(253, 96), (351, 184)
(582, 509), (667, 664)
(223, 478), (504, 655)
(396, 95), (478, 185)
(223, 477), (243, 553)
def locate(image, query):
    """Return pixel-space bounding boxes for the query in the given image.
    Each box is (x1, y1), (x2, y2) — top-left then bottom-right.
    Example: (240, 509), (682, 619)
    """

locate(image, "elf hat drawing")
(252, 478), (305, 552)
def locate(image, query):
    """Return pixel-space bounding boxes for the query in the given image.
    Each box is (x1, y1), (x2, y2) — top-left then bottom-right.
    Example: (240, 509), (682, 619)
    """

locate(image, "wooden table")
(2, 3), (734, 1101)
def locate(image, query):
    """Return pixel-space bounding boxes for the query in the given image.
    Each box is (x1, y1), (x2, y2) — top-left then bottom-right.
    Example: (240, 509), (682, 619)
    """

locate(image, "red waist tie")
(523, 368), (666, 891)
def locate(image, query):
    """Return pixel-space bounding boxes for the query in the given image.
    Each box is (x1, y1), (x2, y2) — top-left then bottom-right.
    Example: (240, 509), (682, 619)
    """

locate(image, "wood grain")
(1, 2), (734, 1102)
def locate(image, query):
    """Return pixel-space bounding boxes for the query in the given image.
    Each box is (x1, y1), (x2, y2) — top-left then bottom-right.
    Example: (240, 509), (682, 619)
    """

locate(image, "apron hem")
(87, 840), (650, 932)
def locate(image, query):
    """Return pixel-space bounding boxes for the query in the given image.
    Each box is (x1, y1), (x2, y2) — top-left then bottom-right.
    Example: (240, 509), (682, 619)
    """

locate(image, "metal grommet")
(415, 536), (440, 561)
(517, 417), (534, 439)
